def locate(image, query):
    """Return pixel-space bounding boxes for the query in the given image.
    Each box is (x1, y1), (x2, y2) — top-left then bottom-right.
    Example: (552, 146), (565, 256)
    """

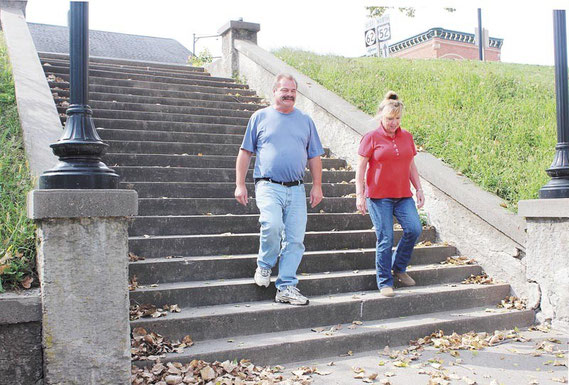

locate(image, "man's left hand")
(310, 185), (323, 208)
(416, 189), (425, 209)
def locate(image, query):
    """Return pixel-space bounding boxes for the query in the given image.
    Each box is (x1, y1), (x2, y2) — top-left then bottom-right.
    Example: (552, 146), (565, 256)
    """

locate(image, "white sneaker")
(275, 286), (309, 305)
(254, 267), (271, 287)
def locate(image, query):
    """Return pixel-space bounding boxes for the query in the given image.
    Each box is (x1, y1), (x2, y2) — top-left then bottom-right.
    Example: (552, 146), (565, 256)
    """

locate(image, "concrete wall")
(208, 36), (542, 312)
(0, 290), (43, 385)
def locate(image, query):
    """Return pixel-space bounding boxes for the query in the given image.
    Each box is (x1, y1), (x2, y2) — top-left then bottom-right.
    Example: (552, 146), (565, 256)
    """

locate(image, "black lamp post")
(539, 10), (569, 199)
(39, 1), (119, 189)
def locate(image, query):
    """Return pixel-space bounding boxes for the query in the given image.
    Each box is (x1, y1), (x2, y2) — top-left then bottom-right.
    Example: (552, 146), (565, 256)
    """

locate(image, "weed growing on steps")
(275, 48), (557, 211)
(0, 32), (37, 292)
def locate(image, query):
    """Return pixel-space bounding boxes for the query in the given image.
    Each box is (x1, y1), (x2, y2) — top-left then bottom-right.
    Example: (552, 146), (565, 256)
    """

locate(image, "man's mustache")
(281, 96), (295, 101)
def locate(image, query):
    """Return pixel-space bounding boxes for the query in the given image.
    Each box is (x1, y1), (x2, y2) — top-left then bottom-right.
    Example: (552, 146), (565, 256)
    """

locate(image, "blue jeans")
(255, 180), (307, 289)
(367, 197), (422, 290)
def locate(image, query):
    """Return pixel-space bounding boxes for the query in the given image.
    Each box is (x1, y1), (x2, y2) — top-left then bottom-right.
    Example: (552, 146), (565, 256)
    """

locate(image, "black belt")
(255, 178), (304, 187)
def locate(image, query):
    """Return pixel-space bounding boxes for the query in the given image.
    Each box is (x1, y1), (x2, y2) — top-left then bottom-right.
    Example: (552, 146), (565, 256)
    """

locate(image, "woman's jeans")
(367, 197), (422, 290)
(255, 180), (307, 290)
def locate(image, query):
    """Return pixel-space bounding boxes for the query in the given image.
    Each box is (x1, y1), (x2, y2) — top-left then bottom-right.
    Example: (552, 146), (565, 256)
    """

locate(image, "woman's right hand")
(356, 194), (367, 215)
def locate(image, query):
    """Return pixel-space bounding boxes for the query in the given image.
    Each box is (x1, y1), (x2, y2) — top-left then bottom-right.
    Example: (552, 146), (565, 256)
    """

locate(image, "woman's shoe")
(380, 287), (395, 297)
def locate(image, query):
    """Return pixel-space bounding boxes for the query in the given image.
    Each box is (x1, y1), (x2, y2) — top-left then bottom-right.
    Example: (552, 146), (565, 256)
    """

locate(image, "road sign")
(364, 15), (391, 57)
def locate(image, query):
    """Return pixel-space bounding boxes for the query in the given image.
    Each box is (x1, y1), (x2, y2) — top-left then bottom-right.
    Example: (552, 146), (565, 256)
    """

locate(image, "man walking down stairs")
(39, 51), (534, 366)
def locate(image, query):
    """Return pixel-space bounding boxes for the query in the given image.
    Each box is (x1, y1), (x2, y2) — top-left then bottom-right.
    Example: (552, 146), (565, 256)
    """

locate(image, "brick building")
(389, 27), (503, 61)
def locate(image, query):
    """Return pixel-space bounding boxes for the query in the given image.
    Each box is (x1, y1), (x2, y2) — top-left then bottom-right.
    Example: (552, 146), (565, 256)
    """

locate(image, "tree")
(366, 6), (455, 18)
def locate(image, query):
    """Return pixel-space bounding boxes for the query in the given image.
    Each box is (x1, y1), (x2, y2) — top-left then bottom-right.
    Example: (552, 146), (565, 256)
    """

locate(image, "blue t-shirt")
(241, 106), (324, 182)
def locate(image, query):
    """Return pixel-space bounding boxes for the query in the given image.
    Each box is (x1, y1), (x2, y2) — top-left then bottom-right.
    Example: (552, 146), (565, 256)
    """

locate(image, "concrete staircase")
(39, 51), (534, 366)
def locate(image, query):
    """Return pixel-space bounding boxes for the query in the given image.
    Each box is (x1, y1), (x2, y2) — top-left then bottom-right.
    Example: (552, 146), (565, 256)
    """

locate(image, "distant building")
(389, 27), (503, 61)
(28, 23), (192, 64)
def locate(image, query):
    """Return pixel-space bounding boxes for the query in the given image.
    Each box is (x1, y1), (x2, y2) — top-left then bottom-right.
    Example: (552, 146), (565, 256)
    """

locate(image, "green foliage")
(0, 32), (37, 292)
(188, 48), (213, 67)
(366, 6), (415, 18)
(274, 48), (556, 209)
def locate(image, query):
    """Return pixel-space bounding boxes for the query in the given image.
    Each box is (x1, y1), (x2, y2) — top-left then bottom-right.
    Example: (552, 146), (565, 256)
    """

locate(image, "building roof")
(389, 27), (503, 55)
(28, 23), (192, 64)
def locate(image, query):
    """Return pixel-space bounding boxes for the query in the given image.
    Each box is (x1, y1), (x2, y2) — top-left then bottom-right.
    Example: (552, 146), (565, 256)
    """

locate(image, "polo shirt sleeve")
(241, 112), (258, 153)
(307, 118), (325, 159)
(358, 132), (374, 158)
(409, 132), (417, 156)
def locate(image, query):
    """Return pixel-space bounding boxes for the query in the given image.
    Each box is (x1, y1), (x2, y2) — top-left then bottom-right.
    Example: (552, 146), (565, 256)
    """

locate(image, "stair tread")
(131, 263), (478, 291)
(153, 306), (533, 361)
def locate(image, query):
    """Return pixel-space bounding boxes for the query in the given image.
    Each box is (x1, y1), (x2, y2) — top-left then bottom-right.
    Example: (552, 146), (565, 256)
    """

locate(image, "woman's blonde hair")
(376, 91), (404, 119)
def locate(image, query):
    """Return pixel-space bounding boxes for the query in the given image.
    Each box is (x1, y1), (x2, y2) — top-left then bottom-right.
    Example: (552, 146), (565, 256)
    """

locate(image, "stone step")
(58, 108), (251, 126)
(136, 197), (354, 216)
(128, 227), (436, 258)
(78, 100), (255, 119)
(54, 91), (264, 112)
(49, 76), (257, 96)
(106, 141), (330, 156)
(129, 245), (457, 284)
(129, 212), (372, 236)
(38, 52), (206, 73)
(46, 70), (249, 91)
(93, 118), (246, 134)
(130, 284), (512, 342)
(104, 154), (347, 170)
(99, 129), (244, 145)
(51, 84), (264, 104)
(114, 166), (354, 184)
(128, 263), (478, 308)
(120, 182), (354, 198)
(42, 61), (232, 82)
(131, 307), (534, 366)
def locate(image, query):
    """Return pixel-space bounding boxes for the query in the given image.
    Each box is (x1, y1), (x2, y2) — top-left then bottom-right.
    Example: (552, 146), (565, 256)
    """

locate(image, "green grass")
(275, 48), (557, 209)
(0, 32), (37, 292)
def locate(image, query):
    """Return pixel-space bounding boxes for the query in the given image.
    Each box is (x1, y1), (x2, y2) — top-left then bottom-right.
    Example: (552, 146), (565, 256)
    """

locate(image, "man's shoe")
(394, 272), (416, 286)
(275, 286), (309, 305)
(254, 267), (271, 287)
(380, 287), (395, 297)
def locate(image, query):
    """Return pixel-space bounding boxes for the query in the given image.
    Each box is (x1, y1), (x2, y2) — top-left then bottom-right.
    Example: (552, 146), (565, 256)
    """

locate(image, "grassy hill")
(275, 48), (557, 209)
(0, 32), (36, 292)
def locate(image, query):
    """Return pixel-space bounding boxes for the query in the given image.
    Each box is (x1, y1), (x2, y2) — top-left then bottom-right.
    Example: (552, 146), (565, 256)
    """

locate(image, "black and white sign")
(364, 15), (391, 57)
(377, 22), (391, 42)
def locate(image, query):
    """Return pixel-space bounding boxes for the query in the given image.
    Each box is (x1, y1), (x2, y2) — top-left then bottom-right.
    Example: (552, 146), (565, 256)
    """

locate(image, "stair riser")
(116, 168), (354, 184)
(47, 70), (249, 90)
(50, 77), (256, 96)
(43, 62), (231, 82)
(39, 52), (206, 72)
(121, 182), (354, 198)
(129, 228), (436, 258)
(129, 213), (372, 236)
(72, 92), (264, 111)
(129, 263), (479, 308)
(136, 197), (354, 215)
(144, 311), (534, 366)
(105, 154), (346, 170)
(129, 246), (457, 284)
(131, 285), (511, 341)
(51, 83), (263, 104)
(99, 130), (244, 145)
(84, 101), (255, 119)
(94, 119), (245, 135)
(59, 108), (251, 126)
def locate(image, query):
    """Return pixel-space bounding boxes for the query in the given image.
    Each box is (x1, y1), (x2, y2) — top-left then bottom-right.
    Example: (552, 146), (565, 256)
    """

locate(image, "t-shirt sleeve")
(306, 118), (325, 159)
(358, 133), (374, 158)
(241, 113), (258, 153)
(409, 132), (417, 156)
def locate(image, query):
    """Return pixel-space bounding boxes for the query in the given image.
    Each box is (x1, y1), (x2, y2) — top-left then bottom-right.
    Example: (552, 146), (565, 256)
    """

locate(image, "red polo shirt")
(358, 125), (417, 199)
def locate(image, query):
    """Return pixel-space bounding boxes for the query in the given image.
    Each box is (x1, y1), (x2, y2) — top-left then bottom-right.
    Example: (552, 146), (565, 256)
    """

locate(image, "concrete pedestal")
(211, 20), (260, 78)
(28, 189), (137, 385)
(519, 198), (569, 329)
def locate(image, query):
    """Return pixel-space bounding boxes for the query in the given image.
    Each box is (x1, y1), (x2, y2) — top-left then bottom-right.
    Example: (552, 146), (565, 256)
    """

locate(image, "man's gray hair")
(272, 73), (298, 91)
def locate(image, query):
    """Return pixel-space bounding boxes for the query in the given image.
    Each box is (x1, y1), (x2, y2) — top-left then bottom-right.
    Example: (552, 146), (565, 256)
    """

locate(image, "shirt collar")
(379, 122), (401, 138)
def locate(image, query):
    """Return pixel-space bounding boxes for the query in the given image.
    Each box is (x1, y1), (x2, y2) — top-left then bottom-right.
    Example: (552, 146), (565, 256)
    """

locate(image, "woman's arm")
(409, 159), (424, 209)
(356, 155), (369, 215)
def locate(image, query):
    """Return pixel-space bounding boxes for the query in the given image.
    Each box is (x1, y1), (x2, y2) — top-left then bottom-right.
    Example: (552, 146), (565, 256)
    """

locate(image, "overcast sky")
(25, 0), (569, 66)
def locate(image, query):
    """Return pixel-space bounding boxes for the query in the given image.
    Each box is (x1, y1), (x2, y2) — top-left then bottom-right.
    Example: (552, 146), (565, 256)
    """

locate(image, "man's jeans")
(255, 180), (307, 289)
(367, 197), (422, 290)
